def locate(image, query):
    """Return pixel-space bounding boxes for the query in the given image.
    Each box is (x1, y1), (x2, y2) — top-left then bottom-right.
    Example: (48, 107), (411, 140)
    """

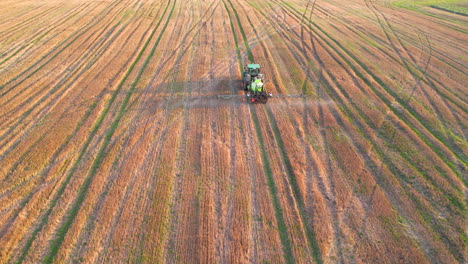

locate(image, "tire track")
(8, 1), (175, 263)
(0, 4), (45, 29)
(225, 0), (310, 262)
(264, 0), (463, 193)
(40, 0), (177, 261)
(0, 4), (152, 202)
(252, 1), (464, 262)
(245, 1), (341, 262)
(0, 0), (129, 94)
(35, 2), (166, 260)
(0, 6), (140, 179)
(0, 0), (137, 156)
(0, 3), (65, 41)
(0, 1), (146, 237)
(258, 0), (464, 212)
(275, 0), (466, 183)
(0, 2), (94, 69)
(311, 2), (466, 130)
(0, 0), (153, 224)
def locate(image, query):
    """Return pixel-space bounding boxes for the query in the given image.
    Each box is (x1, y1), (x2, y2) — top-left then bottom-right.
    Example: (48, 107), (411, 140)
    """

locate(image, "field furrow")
(1, 0), (465, 263)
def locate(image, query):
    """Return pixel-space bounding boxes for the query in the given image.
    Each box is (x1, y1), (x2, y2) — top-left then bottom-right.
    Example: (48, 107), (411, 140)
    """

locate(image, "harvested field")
(0, 0), (466, 263)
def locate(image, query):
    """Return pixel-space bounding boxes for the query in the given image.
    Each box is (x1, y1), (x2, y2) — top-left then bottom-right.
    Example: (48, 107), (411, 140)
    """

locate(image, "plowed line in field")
(323, 0), (467, 74)
(0, 4), (65, 41)
(142, 2), (206, 259)
(364, 0), (454, 151)
(220, 3), (260, 262)
(225, 0), (308, 263)
(0, 2), (94, 69)
(240, 2), (328, 262)
(309, 4), (466, 134)
(0, 1), (138, 155)
(38, 2), (168, 261)
(251, 4), (346, 262)
(3, 0), (143, 259)
(245, 1), (335, 262)
(305, 34), (463, 262)
(0, 0), (129, 94)
(94, 48), (187, 260)
(267, 0), (465, 192)
(40, 0), (177, 262)
(276, 0), (465, 182)
(163, 3), (208, 260)
(311, 59), (445, 262)
(222, 6), (253, 259)
(133, 1), (218, 262)
(9, 1), (175, 263)
(254, 2), (408, 261)
(0, 4), (44, 28)
(0, 6), (145, 179)
(392, 3), (467, 33)
(0, 0), (146, 220)
(266, 0), (462, 195)
(0, 0), (132, 105)
(0, 5), (155, 210)
(309, 2), (467, 113)
(366, 10), (468, 180)
(309, 0), (462, 211)
(260, 0), (464, 260)
(73, 65), (178, 263)
(269, 0), (463, 210)
(0, 2), (88, 57)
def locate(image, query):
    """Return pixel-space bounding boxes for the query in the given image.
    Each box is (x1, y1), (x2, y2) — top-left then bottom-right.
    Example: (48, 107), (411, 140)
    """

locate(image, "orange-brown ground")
(0, 0), (466, 263)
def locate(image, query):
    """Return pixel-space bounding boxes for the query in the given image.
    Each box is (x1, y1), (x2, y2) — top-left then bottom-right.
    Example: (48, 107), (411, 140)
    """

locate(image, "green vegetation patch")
(393, 0), (468, 16)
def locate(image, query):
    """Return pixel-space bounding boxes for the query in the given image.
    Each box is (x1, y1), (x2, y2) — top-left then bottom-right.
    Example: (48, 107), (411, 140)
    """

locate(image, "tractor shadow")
(130, 77), (248, 113)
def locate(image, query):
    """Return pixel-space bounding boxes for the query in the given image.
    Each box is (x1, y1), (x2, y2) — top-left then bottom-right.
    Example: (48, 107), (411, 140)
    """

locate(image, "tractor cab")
(246, 64), (260, 78)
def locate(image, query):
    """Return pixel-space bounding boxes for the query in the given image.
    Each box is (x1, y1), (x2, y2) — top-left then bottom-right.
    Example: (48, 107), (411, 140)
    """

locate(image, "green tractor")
(243, 64), (272, 104)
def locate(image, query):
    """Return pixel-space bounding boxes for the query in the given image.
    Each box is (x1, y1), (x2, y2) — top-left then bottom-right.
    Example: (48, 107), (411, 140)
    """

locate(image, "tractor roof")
(247, 64), (260, 69)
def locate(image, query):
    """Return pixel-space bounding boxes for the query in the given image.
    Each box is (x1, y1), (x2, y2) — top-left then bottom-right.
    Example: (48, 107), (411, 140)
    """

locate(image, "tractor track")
(0, 4), (138, 154)
(239, 1), (329, 263)
(325, 0), (467, 80)
(0, 0), (465, 263)
(0, 0), (138, 154)
(3, 0), (176, 262)
(0, 4), (45, 29)
(0, 0), (155, 201)
(362, 0), (460, 159)
(305, 0), (467, 147)
(0, 0), (147, 179)
(293, 0), (466, 107)
(38, 0), (177, 262)
(352, 0), (465, 192)
(163, 3), (208, 261)
(129, 1), (219, 262)
(0, 2), (95, 70)
(250, 1), (462, 262)
(0, 0), (133, 108)
(252, 1), (351, 262)
(311, 24), (462, 264)
(0, 4), (66, 42)
(0, 14), (155, 246)
(0, 15), (155, 234)
(52, 2), (174, 262)
(226, 0), (323, 262)
(223, 1), (291, 263)
(0, 0), (131, 95)
(273, 0), (466, 185)
(221, 4), (254, 260)
(312, 2), (467, 105)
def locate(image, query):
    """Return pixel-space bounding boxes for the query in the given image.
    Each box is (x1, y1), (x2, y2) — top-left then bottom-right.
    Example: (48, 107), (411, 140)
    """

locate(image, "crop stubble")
(0, 0), (466, 263)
